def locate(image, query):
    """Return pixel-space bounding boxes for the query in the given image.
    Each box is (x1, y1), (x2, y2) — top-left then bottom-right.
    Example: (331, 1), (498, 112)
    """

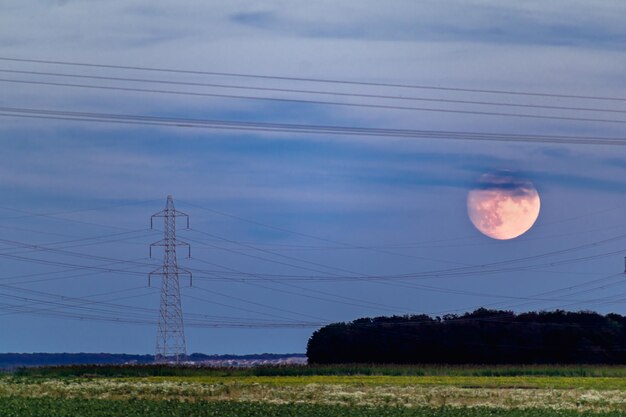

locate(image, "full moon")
(467, 173), (540, 240)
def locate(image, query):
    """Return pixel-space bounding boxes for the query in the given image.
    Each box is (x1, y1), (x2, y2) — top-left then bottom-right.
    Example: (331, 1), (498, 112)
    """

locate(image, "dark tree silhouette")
(306, 309), (626, 364)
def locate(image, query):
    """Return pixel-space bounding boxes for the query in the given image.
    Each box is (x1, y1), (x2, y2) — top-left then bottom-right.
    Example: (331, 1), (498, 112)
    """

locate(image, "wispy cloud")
(227, 1), (626, 48)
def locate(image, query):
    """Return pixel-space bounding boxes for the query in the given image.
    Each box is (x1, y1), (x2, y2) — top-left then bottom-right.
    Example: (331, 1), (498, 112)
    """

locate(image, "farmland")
(3, 365), (626, 416)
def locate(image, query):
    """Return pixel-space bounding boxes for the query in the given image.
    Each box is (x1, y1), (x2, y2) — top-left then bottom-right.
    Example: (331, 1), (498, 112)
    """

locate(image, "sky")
(0, 0), (626, 355)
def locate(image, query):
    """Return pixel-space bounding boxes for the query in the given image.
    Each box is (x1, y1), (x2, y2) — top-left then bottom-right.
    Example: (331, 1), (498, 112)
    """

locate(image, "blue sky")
(0, 0), (626, 354)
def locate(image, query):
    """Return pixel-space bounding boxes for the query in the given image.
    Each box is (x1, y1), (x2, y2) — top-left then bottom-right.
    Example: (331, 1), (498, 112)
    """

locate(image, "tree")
(306, 309), (626, 364)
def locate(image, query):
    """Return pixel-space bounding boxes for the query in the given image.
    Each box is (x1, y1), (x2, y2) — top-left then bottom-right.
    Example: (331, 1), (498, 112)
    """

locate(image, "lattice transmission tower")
(149, 195), (192, 363)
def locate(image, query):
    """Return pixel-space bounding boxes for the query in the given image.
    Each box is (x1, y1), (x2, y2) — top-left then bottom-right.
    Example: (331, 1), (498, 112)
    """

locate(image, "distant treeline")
(0, 353), (153, 369)
(306, 309), (626, 364)
(0, 352), (305, 369)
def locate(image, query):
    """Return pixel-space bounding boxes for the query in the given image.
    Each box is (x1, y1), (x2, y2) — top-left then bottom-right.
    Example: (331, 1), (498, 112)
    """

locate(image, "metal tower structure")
(149, 195), (192, 363)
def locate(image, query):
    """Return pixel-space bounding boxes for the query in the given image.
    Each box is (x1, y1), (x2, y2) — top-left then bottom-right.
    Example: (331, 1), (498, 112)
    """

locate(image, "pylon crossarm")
(177, 240), (191, 258)
(152, 208), (189, 217)
(150, 239), (190, 257)
(151, 210), (189, 222)
(149, 240), (166, 258)
(148, 266), (165, 287)
(177, 268), (193, 287)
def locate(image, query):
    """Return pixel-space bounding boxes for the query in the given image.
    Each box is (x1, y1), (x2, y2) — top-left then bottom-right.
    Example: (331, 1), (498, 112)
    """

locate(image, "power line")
(0, 252), (150, 277)
(4, 68), (626, 115)
(189, 285), (325, 322)
(192, 218), (626, 252)
(429, 272), (626, 317)
(0, 69), (626, 118)
(181, 200), (626, 281)
(5, 77), (626, 125)
(0, 276), (320, 328)
(4, 204), (619, 285)
(0, 220), (450, 315)
(182, 211), (626, 317)
(2, 56), (626, 102)
(186, 201), (472, 266)
(0, 203), (141, 231)
(187, 246), (626, 315)
(187, 248), (622, 282)
(0, 200), (624, 334)
(3, 106), (626, 145)
(190, 257), (412, 315)
(2, 221), (622, 323)
(1, 283), (303, 326)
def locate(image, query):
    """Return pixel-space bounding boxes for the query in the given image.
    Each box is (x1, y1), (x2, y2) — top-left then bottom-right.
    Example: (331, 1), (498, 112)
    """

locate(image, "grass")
(7, 365), (626, 414)
(137, 374), (626, 390)
(4, 374), (626, 411)
(15, 363), (626, 378)
(1, 398), (626, 417)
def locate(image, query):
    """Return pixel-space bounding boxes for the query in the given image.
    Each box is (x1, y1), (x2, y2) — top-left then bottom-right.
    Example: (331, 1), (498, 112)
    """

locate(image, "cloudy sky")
(1, 0), (626, 354)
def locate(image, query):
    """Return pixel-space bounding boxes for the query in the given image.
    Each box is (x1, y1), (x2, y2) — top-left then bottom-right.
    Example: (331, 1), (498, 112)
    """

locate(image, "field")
(4, 365), (626, 416)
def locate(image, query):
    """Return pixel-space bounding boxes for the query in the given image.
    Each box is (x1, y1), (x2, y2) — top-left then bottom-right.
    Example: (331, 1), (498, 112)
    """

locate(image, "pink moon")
(467, 175), (541, 240)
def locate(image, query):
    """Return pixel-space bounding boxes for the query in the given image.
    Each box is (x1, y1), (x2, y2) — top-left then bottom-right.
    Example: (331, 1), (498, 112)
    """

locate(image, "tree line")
(306, 309), (626, 364)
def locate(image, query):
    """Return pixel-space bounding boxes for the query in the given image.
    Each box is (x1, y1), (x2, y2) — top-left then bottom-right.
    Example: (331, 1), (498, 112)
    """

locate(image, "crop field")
(3, 365), (626, 416)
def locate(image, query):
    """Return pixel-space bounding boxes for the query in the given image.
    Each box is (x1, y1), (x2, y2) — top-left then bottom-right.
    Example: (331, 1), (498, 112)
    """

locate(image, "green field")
(16, 363), (626, 378)
(4, 365), (626, 416)
(4, 398), (626, 417)
(2, 398), (626, 417)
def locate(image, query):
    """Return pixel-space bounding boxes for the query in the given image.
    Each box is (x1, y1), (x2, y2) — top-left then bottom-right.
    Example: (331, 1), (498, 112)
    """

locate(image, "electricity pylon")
(149, 195), (192, 364)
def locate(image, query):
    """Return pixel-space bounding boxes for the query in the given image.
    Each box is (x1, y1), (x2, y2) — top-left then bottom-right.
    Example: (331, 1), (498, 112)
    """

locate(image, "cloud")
(473, 172), (537, 198)
(230, 11), (277, 28)
(604, 157), (626, 170)
(225, 1), (626, 48)
(0, 2), (622, 214)
(528, 171), (626, 195)
(1, 0), (625, 143)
